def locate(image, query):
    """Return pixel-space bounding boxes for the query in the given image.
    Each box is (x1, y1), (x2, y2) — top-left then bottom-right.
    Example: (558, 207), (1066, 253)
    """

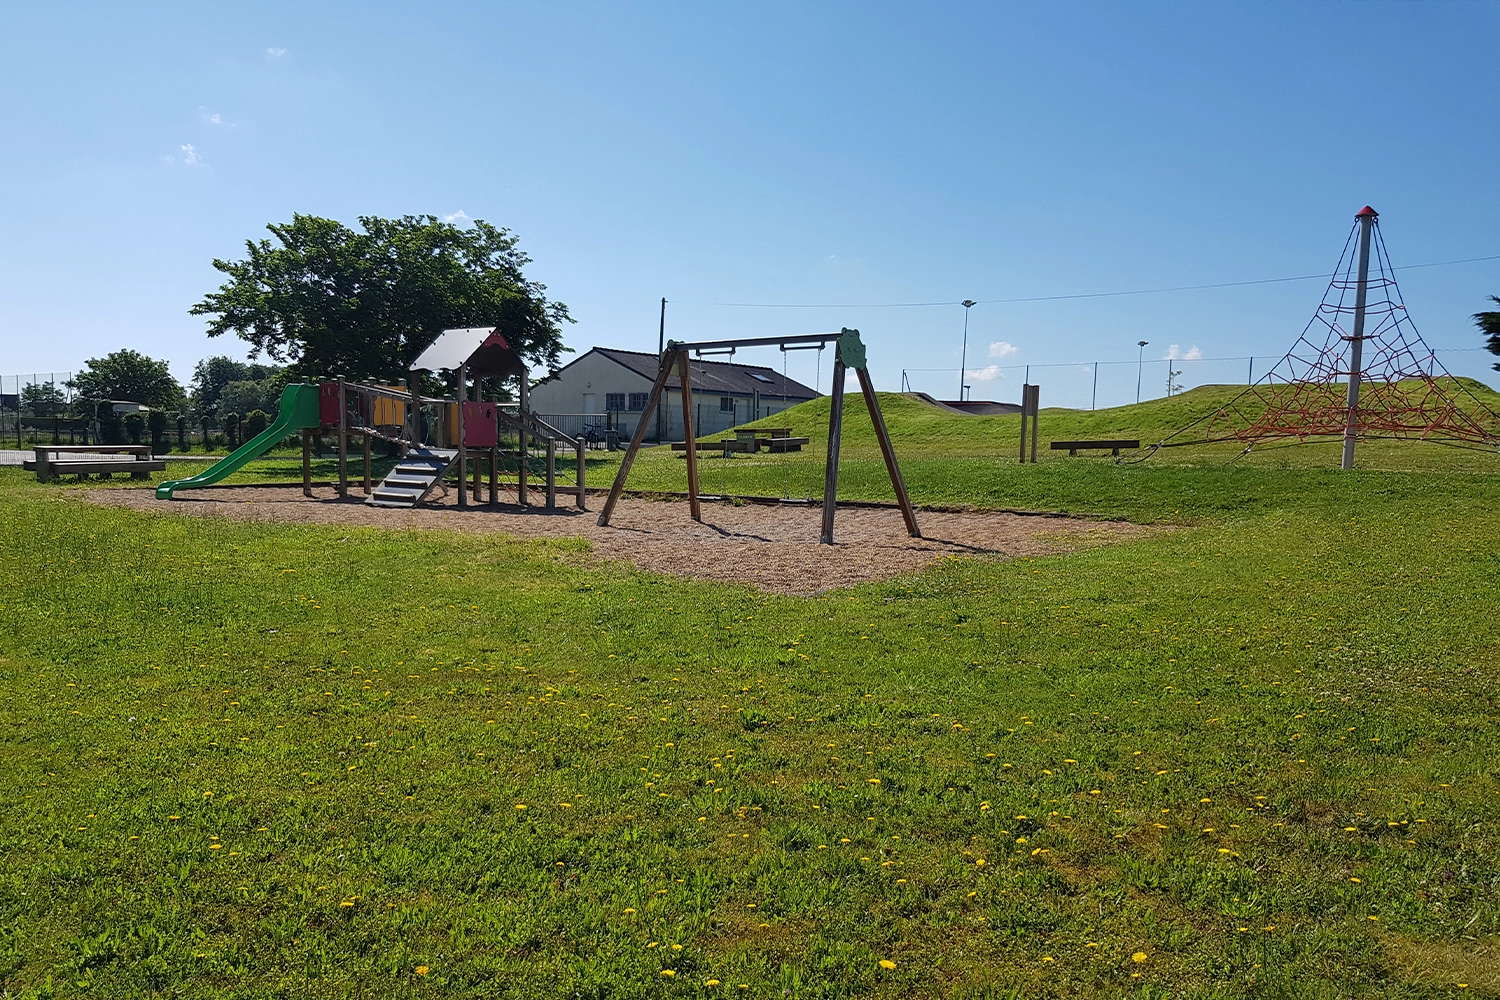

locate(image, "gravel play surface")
(86, 486), (1149, 594)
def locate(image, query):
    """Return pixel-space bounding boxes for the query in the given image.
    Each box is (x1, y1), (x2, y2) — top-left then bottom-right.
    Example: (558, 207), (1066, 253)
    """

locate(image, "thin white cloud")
(1163, 344), (1202, 361)
(443, 210), (471, 225)
(180, 143), (201, 166)
(964, 365), (1004, 382)
(266, 47), (287, 57)
(207, 113), (222, 125)
(987, 340), (1018, 359)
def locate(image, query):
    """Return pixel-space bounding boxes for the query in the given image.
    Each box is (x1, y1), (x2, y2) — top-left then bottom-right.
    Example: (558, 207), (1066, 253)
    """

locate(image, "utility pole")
(1342, 207), (1377, 470)
(1136, 341), (1149, 404)
(958, 300), (976, 400)
(656, 297), (667, 442)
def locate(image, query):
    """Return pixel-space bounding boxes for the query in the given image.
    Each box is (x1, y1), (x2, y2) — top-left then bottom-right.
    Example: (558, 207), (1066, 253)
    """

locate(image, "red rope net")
(1156, 212), (1499, 455)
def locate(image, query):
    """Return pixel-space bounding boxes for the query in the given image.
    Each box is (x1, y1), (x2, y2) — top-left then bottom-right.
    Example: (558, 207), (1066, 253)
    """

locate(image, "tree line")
(28, 212), (571, 449)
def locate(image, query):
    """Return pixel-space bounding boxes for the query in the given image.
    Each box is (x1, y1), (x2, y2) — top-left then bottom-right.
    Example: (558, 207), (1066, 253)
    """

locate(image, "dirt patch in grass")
(84, 485), (1150, 594)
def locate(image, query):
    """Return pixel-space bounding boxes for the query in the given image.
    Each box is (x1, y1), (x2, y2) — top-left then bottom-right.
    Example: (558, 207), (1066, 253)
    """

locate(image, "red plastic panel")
(463, 401), (497, 448)
(318, 382), (341, 427)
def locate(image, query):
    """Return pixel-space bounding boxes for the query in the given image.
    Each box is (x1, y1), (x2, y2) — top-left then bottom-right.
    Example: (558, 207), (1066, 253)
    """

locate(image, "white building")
(529, 347), (820, 441)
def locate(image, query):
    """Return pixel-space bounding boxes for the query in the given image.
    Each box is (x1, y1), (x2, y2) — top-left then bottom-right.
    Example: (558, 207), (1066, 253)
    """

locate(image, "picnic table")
(24, 445), (166, 481)
(671, 427), (810, 455)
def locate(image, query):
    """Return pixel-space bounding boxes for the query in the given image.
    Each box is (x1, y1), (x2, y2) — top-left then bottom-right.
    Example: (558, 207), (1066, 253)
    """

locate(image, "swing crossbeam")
(671, 332), (844, 353)
(595, 328), (920, 545)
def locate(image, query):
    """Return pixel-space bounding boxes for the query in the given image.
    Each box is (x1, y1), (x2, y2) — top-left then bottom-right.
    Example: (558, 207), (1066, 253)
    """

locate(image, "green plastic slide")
(156, 383), (322, 499)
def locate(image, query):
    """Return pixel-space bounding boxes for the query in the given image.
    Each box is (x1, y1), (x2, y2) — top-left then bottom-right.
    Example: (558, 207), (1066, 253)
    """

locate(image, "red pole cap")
(1355, 205), (1378, 218)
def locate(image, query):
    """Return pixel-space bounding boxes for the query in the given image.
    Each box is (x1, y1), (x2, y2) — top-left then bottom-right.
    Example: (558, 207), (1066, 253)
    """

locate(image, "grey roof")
(590, 348), (820, 400)
(412, 328), (496, 371)
(411, 327), (526, 379)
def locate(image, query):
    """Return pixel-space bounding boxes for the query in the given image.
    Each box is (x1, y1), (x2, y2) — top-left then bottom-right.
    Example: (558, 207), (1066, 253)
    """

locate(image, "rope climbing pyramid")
(1147, 206), (1500, 465)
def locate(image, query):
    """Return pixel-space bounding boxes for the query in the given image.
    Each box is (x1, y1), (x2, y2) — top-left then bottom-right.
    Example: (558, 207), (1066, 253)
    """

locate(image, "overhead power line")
(686, 253), (1500, 310)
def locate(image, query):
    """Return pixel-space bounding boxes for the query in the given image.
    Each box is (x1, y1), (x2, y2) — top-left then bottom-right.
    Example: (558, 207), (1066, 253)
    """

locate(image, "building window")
(605, 393), (626, 412)
(628, 392), (649, 411)
(720, 396), (735, 412)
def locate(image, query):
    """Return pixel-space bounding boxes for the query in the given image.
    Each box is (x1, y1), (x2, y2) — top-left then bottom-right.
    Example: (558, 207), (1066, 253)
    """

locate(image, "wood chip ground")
(86, 486), (1149, 595)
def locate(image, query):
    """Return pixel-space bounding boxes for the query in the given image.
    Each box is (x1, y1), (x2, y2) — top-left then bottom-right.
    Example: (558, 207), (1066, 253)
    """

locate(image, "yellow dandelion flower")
(415, 966), (430, 975)
(1132, 952), (1148, 963)
(705, 979), (721, 986)
(878, 959), (897, 970)
(660, 969), (676, 977)
(624, 908), (637, 915)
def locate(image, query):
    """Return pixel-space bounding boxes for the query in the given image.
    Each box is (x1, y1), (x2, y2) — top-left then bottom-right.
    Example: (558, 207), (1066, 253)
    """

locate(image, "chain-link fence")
(0, 372), (83, 448)
(1, 371), (238, 453)
(901, 348), (1499, 410)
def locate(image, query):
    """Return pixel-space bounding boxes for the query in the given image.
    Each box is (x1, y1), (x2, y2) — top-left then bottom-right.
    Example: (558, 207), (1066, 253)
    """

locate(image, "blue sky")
(2, 1), (1497, 399)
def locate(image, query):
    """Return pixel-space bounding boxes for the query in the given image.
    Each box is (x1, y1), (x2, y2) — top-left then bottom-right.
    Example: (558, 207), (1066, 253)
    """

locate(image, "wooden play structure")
(596, 328), (919, 545)
(363, 327), (585, 509)
(158, 327), (583, 509)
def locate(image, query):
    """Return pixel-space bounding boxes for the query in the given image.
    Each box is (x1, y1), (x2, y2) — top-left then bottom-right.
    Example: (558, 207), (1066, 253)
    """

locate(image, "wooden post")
(473, 376), (485, 499)
(820, 360), (847, 545)
(1019, 386), (1029, 464)
(855, 367), (920, 538)
(409, 372), (421, 447)
(575, 441), (587, 509)
(456, 362), (468, 507)
(676, 351), (701, 521)
(517, 371), (528, 506)
(300, 429), (312, 497)
(597, 351), (676, 526)
(489, 446), (498, 505)
(362, 430), (372, 494)
(336, 378), (348, 497)
(545, 437), (557, 509)
(1029, 384), (1040, 464)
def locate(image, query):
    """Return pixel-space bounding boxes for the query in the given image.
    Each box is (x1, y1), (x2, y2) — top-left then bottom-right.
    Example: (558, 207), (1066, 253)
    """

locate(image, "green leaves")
(67, 349), (183, 410)
(190, 215), (573, 384)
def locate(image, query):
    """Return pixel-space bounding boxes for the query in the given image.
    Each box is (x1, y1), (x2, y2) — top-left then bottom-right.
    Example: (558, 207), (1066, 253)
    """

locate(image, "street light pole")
(1136, 341), (1149, 404)
(958, 300), (976, 400)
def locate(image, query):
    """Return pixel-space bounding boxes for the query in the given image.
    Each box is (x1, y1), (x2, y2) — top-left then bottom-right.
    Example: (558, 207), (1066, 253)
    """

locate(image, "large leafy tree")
(1477, 296), (1500, 371)
(189, 355), (280, 415)
(67, 350), (183, 409)
(190, 215), (573, 383)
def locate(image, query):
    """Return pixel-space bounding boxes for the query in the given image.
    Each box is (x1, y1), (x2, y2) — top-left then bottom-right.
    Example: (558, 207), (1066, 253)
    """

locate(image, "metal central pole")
(656, 297), (667, 442)
(1342, 207), (1377, 470)
(959, 300), (975, 401)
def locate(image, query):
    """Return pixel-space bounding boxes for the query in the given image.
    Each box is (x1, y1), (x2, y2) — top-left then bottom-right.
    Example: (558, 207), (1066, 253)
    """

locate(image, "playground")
(4, 217), (1500, 997)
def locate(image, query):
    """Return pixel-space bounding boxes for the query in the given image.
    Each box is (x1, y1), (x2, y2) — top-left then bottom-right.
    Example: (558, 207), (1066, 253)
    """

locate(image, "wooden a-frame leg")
(820, 360), (846, 545)
(677, 351), (701, 522)
(856, 366), (920, 538)
(597, 352), (676, 527)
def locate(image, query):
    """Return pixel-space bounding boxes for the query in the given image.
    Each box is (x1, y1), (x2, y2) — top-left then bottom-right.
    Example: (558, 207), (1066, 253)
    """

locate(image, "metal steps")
(366, 447), (458, 507)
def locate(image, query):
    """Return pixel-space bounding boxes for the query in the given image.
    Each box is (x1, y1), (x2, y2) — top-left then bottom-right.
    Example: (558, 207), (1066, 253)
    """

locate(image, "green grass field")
(3, 392), (1500, 997)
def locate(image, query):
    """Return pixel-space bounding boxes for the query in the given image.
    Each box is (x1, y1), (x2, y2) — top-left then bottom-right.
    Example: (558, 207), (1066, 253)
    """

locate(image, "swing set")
(596, 328), (920, 545)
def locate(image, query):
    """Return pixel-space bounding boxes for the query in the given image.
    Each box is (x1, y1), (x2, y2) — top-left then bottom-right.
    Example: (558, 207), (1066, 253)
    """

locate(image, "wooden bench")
(25, 445), (166, 481)
(1049, 439), (1140, 457)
